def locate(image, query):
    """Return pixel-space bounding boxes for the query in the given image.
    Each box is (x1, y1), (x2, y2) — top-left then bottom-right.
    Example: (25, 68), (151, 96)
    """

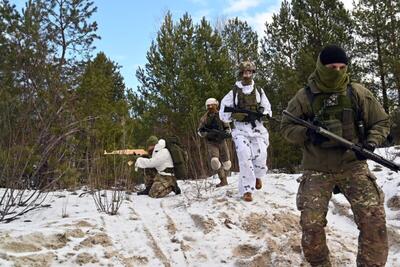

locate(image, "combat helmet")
(239, 60), (256, 74)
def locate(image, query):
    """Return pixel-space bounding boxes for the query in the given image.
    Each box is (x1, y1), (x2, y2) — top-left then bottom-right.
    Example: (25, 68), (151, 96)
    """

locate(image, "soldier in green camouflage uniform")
(137, 136), (158, 195)
(281, 45), (389, 267)
(198, 98), (232, 187)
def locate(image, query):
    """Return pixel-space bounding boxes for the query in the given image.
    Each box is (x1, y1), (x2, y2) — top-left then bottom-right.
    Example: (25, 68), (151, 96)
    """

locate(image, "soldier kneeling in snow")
(135, 136), (181, 198)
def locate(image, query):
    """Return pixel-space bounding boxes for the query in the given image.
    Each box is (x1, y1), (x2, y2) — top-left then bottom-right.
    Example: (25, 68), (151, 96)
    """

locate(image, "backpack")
(164, 136), (189, 180)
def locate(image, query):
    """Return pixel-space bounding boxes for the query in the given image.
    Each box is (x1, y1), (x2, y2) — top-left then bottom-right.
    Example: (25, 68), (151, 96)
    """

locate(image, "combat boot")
(173, 182), (181, 195)
(255, 178), (262, 190)
(137, 186), (151, 195)
(242, 192), (253, 202)
(216, 169), (228, 187)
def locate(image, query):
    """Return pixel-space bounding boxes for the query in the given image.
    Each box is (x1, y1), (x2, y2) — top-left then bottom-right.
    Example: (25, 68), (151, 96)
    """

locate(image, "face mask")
(313, 58), (349, 93)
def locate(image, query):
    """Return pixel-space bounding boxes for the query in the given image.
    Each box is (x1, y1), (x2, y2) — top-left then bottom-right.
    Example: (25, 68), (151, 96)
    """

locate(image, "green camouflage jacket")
(281, 82), (389, 172)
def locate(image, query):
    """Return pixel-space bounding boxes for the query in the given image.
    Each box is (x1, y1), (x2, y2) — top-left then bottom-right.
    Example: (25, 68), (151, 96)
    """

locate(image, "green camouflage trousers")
(148, 173), (176, 198)
(296, 164), (388, 267)
(207, 141), (230, 181)
(143, 168), (158, 188)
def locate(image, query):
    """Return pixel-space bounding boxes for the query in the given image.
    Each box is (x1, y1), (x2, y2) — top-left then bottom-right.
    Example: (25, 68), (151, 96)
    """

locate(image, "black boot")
(173, 183), (181, 195)
(137, 186), (151, 195)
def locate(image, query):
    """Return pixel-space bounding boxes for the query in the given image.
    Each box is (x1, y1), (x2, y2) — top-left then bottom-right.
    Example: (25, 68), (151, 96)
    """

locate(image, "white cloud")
(224, 0), (262, 14)
(243, 11), (275, 38)
(240, 0), (282, 38)
(241, 0), (356, 39)
(340, 0), (358, 10)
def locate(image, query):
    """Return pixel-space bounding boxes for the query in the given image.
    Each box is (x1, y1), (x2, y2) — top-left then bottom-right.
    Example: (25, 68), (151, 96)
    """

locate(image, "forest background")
(1, 0), (400, 193)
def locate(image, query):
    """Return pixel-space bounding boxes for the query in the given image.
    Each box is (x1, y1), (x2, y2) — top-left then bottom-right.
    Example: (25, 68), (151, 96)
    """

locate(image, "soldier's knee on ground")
(148, 182), (172, 198)
(211, 157), (221, 170)
(222, 160), (231, 171)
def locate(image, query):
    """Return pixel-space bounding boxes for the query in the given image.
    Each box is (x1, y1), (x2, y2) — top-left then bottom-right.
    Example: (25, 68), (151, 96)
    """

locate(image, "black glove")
(355, 142), (376, 161)
(206, 131), (219, 140)
(306, 128), (329, 145)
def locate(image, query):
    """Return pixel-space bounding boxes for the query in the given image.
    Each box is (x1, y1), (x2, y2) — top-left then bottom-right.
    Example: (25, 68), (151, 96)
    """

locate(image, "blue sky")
(92, 0), (283, 90)
(11, 0), (283, 89)
(11, 0), (353, 90)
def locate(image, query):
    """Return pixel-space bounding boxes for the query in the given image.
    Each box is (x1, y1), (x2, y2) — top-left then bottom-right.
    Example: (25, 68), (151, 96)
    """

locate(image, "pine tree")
(42, 0), (99, 72)
(353, 0), (400, 110)
(132, 12), (233, 177)
(291, 0), (354, 81)
(0, 0), (100, 186)
(260, 0), (300, 112)
(221, 17), (259, 66)
(77, 52), (128, 148)
(385, 0), (400, 106)
(353, 0), (394, 111)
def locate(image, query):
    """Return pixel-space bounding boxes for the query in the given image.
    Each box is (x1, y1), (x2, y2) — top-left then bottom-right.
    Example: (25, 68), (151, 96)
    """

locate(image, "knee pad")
(222, 160), (231, 171)
(211, 157), (221, 170)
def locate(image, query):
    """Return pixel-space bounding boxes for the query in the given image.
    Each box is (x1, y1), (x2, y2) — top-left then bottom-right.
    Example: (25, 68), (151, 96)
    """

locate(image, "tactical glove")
(231, 112), (248, 121)
(197, 130), (206, 138)
(306, 128), (329, 145)
(206, 131), (219, 140)
(355, 142), (376, 161)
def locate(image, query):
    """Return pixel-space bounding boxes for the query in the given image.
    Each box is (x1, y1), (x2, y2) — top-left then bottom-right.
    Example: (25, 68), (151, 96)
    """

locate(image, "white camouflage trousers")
(234, 135), (268, 196)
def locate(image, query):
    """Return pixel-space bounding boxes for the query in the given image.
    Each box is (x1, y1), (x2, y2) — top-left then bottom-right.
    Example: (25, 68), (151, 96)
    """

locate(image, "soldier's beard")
(241, 77), (253, 85)
(208, 107), (218, 113)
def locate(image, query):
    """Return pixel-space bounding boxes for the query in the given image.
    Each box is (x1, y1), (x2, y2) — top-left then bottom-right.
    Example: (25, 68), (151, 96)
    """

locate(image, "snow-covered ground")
(0, 147), (400, 267)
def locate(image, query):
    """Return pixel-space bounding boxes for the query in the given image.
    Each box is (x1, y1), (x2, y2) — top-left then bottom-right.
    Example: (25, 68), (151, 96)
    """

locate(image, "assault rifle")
(199, 127), (231, 142)
(224, 106), (270, 127)
(104, 149), (148, 156)
(283, 110), (400, 172)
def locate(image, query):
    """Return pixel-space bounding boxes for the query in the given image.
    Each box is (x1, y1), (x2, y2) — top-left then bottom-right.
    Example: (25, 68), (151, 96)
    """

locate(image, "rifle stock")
(283, 110), (400, 172)
(104, 149), (148, 156)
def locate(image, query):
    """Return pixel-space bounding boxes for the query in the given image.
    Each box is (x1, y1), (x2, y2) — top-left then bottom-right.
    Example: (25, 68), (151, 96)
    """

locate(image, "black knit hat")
(319, 45), (349, 65)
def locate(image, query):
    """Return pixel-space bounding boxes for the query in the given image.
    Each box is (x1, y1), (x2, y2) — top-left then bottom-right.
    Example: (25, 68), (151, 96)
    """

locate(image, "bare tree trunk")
(373, 2), (389, 112)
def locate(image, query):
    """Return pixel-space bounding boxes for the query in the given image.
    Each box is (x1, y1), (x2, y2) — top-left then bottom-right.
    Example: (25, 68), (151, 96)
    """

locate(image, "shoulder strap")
(256, 87), (262, 104)
(346, 83), (362, 122)
(305, 86), (316, 120)
(232, 85), (238, 108)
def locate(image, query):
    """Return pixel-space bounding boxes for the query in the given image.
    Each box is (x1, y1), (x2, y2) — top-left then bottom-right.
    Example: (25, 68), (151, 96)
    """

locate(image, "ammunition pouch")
(231, 112), (248, 121)
(320, 119), (343, 148)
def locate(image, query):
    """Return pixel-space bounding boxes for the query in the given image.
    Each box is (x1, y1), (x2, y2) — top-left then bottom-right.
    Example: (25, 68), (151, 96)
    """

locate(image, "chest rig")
(205, 112), (224, 131)
(232, 85), (262, 120)
(306, 85), (364, 147)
